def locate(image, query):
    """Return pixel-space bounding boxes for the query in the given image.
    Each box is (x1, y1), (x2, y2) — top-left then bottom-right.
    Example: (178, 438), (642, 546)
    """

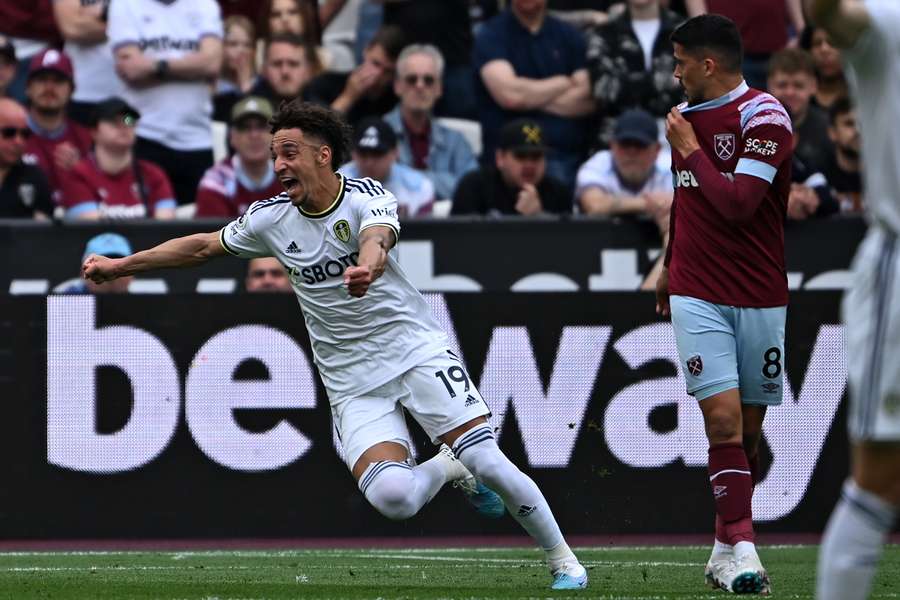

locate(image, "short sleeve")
(60, 163), (99, 213)
(107, 0), (140, 51)
(736, 99), (794, 184)
(198, 0), (223, 40)
(220, 207), (269, 258)
(473, 21), (507, 69)
(358, 192), (401, 241)
(142, 163), (177, 213)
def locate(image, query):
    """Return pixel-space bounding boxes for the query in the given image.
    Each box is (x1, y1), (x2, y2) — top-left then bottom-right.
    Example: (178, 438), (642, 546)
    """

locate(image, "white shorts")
(330, 349), (492, 469)
(844, 226), (900, 442)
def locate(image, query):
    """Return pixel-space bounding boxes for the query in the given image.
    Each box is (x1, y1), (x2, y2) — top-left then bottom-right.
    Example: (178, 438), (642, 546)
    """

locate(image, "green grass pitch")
(1, 545), (898, 599)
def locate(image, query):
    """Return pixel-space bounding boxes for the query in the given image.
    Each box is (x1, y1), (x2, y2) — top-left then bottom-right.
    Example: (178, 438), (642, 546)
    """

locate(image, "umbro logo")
(285, 241), (301, 254)
(517, 504), (536, 517)
(464, 394), (479, 407)
(713, 485), (727, 499)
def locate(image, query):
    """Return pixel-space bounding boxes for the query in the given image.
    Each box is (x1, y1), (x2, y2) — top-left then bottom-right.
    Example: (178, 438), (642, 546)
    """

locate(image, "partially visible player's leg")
(818, 443), (900, 600)
(335, 380), (456, 521)
(441, 418), (587, 590)
(818, 232), (900, 599)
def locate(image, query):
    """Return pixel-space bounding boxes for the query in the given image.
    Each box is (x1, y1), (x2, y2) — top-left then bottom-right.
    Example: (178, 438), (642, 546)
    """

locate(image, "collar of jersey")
(296, 173), (345, 219)
(679, 80), (749, 114)
(27, 114), (68, 140)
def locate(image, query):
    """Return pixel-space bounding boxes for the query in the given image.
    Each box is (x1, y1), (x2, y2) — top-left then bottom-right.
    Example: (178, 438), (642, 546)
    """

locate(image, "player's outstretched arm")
(82, 231), (227, 283)
(344, 225), (396, 298)
(805, 0), (870, 48)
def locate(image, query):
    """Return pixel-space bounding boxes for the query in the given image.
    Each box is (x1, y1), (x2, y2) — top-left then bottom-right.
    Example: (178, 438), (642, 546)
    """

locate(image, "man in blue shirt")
(474, 0), (594, 187)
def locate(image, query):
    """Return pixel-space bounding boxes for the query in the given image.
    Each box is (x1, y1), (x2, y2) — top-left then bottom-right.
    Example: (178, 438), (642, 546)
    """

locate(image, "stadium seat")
(211, 121), (228, 164)
(436, 117), (482, 157)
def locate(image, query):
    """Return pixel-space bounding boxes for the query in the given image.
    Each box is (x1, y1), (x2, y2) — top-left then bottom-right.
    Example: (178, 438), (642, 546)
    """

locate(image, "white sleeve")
(575, 152), (616, 195)
(219, 208), (270, 258)
(865, 0), (900, 49)
(358, 192), (401, 241)
(847, 0), (900, 64)
(199, 0), (224, 40)
(107, 0), (140, 51)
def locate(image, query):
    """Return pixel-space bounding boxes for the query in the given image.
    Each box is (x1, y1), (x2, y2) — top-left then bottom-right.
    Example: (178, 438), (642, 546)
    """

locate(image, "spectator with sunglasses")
(0, 98), (53, 219)
(383, 44), (477, 201)
(196, 97), (284, 218)
(60, 98), (175, 221)
(23, 49), (92, 206)
(451, 119), (571, 216)
(245, 257), (292, 293)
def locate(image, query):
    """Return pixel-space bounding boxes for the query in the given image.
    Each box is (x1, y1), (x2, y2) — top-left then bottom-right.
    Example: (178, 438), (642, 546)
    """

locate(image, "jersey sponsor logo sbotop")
(287, 252), (360, 285)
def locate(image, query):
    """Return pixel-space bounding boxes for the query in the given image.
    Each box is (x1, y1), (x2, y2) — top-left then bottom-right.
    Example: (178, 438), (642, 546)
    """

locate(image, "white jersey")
(575, 149), (671, 199)
(843, 0), (900, 234)
(65, 0), (125, 103)
(220, 174), (449, 399)
(107, 0), (222, 150)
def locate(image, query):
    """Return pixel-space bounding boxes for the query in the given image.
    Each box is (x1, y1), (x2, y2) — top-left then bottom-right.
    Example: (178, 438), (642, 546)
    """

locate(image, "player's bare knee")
(705, 413), (741, 444)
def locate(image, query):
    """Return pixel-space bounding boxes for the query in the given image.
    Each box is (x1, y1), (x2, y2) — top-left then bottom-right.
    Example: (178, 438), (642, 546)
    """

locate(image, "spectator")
(382, 44), (478, 201)
(259, 0), (322, 44)
(586, 0), (684, 149)
(245, 257), (292, 292)
(53, 0), (126, 126)
(766, 48), (833, 175)
(548, 0), (615, 30)
(218, 17), (259, 100)
(381, 0), (476, 118)
(23, 49), (92, 206)
(576, 109), (672, 235)
(261, 34), (321, 108)
(61, 98), (176, 221)
(196, 97), (283, 218)
(474, 0), (594, 187)
(304, 25), (404, 126)
(452, 118), (571, 216)
(800, 25), (847, 111)
(108, 0), (223, 207)
(60, 233), (133, 294)
(0, 98), (53, 219)
(0, 0), (61, 102)
(319, 0), (364, 74)
(0, 38), (18, 98)
(823, 96), (862, 213)
(339, 117), (435, 218)
(685, 0), (805, 90)
(787, 153), (837, 222)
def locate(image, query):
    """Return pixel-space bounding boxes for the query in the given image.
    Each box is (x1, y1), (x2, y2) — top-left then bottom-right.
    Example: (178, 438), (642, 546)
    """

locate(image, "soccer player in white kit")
(82, 100), (588, 591)
(806, 2), (900, 599)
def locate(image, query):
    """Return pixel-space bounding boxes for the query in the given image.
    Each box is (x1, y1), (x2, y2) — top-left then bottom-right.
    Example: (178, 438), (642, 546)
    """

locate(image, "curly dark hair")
(269, 100), (352, 169)
(670, 14), (743, 74)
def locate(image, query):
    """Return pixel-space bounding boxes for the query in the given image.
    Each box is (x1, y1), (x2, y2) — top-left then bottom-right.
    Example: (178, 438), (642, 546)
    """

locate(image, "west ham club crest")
(714, 133), (735, 160)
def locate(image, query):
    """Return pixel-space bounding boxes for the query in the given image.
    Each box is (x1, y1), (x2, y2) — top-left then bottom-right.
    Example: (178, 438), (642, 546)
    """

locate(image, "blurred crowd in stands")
(0, 0), (863, 226)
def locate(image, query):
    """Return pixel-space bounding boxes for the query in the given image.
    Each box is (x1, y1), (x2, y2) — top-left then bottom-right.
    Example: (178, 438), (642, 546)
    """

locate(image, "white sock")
(452, 425), (571, 562)
(712, 539), (733, 557)
(733, 540), (757, 561)
(817, 479), (897, 600)
(358, 457), (448, 521)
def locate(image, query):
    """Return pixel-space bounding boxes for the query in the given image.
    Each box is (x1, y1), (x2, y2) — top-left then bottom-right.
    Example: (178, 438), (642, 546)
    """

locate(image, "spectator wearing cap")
(339, 117), (435, 218)
(60, 98), (176, 221)
(53, 0), (125, 127)
(0, 37), (17, 98)
(108, 0), (223, 207)
(585, 0), (683, 149)
(0, 98), (53, 219)
(60, 232), (133, 294)
(196, 97), (284, 218)
(576, 109), (672, 233)
(451, 118), (571, 216)
(474, 0), (594, 187)
(23, 49), (93, 206)
(383, 44), (478, 201)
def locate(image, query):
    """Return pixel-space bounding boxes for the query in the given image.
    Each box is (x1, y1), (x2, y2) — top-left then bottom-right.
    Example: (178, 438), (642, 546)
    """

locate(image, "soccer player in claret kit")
(82, 100), (588, 591)
(809, 2), (900, 599)
(655, 15), (793, 594)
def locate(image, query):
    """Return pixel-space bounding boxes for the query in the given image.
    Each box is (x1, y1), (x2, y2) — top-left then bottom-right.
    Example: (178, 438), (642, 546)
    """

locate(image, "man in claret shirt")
(655, 14), (793, 595)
